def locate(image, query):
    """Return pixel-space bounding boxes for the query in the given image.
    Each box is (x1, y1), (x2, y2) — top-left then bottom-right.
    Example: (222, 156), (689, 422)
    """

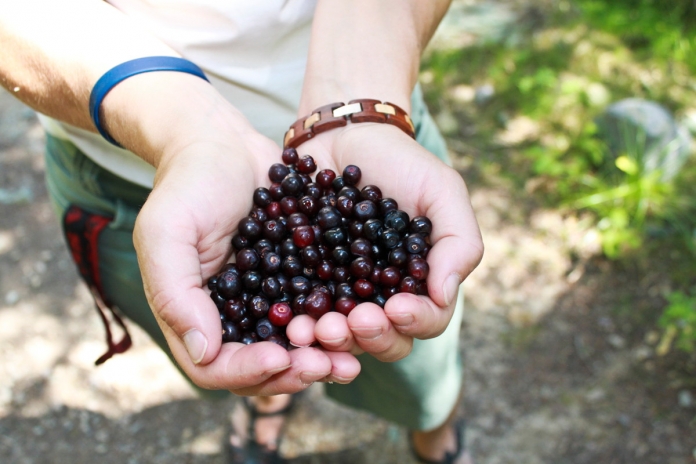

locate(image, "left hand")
(286, 123), (483, 362)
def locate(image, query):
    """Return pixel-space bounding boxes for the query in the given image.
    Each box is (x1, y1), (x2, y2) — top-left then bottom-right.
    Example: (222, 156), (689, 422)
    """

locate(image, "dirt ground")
(1, 4), (696, 463)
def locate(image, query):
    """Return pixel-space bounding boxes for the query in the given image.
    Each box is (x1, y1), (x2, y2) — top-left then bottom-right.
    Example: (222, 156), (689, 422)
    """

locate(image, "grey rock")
(596, 98), (692, 181)
(475, 84), (496, 106)
(677, 390), (693, 408)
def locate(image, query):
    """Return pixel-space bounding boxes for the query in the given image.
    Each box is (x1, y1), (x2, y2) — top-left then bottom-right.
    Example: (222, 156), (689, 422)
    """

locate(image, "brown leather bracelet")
(283, 99), (415, 149)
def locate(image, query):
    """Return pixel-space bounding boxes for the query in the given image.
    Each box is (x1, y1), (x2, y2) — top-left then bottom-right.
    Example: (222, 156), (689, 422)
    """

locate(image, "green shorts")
(43, 86), (464, 431)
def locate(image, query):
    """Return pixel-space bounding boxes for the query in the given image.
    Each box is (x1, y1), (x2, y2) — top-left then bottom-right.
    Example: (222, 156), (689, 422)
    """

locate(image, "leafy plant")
(658, 290), (696, 354)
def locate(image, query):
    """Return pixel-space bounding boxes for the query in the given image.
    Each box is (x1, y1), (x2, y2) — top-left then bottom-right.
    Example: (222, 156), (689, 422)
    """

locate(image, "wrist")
(297, 81), (412, 117)
(284, 99), (415, 150)
(100, 70), (260, 168)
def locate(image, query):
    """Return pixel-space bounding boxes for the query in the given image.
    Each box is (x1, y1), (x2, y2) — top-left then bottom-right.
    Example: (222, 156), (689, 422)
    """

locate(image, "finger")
(314, 311), (357, 352)
(384, 292), (453, 339)
(320, 350), (362, 384)
(165, 337), (293, 391)
(422, 166), (484, 308)
(231, 346), (333, 396)
(286, 315), (318, 348)
(347, 303), (413, 362)
(134, 200), (225, 367)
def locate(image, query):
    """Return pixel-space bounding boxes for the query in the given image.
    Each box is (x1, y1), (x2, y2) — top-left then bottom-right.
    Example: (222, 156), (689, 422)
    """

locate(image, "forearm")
(0, 0), (260, 167)
(0, 0), (178, 130)
(299, 0), (451, 115)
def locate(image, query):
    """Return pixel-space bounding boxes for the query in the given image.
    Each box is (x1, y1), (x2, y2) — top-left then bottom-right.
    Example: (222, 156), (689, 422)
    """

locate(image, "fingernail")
(352, 327), (383, 340)
(183, 329), (208, 364)
(318, 337), (347, 346)
(443, 273), (462, 307)
(300, 372), (321, 386)
(289, 341), (313, 348)
(389, 312), (414, 327)
(266, 364), (292, 375)
(330, 376), (352, 385)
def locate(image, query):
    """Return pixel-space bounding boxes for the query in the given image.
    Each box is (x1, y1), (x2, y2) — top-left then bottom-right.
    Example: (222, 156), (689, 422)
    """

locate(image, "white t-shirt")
(39, 0), (317, 188)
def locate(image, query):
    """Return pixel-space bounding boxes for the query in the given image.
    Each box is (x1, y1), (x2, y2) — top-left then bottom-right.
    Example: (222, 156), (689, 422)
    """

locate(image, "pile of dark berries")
(207, 147), (433, 349)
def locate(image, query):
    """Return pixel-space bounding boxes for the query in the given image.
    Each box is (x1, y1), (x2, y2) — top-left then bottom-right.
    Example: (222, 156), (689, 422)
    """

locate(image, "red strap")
(63, 205), (132, 365)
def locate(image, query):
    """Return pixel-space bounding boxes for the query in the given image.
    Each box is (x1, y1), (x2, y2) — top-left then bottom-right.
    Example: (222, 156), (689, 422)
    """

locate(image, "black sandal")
(227, 395), (296, 464)
(409, 419), (470, 464)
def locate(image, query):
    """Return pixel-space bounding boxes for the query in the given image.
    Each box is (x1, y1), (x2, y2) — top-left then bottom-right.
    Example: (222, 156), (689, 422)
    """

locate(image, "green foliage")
(659, 291), (696, 353)
(422, 0), (696, 258)
(422, 0), (696, 353)
(577, 0), (696, 73)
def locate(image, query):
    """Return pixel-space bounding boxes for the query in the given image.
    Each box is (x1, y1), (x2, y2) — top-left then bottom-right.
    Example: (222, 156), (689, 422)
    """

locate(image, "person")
(0, 1), (483, 462)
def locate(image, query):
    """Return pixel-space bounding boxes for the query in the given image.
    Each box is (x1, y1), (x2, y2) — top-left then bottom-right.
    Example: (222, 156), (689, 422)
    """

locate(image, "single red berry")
(360, 185), (382, 202)
(379, 198), (399, 215)
(269, 182), (285, 201)
(353, 279), (374, 298)
(236, 248), (260, 271)
(266, 201), (282, 219)
(292, 294), (307, 315)
(301, 245), (321, 267)
(267, 333), (289, 349)
(268, 163), (290, 183)
(349, 220), (364, 239)
(408, 258), (429, 281)
(382, 286), (398, 298)
(248, 295), (270, 319)
(338, 186), (360, 202)
(369, 265), (383, 284)
(289, 275), (311, 295)
(342, 165), (362, 186)
(298, 195), (319, 216)
(262, 219), (286, 242)
(410, 216), (432, 236)
(249, 207), (268, 223)
(238, 316), (254, 331)
(297, 155), (317, 174)
(280, 196), (298, 215)
(238, 217), (262, 239)
(253, 187), (273, 207)
(293, 225), (315, 248)
(336, 196), (354, 217)
(350, 257), (374, 279)
(304, 182), (322, 199)
(380, 266), (401, 287)
(316, 260), (334, 281)
(304, 289), (333, 319)
(316, 169), (337, 189)
(399, 276), (418, 294)
(417, 281), (429, 296)
(268, 302), (293, 326)
(353, 200), (378, 221)
(223, 298), (246, 321)
(287, 212), (310, 231)
(335, 297), (357, 316)
(282, 147), (299, 165)
(222, 321), (241, 343)
(350, 238), (372, 258)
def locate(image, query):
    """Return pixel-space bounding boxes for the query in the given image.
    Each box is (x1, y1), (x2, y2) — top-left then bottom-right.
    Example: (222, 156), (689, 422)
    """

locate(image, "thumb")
(134, 197), (226, 366)
(422, 168), (483, 308)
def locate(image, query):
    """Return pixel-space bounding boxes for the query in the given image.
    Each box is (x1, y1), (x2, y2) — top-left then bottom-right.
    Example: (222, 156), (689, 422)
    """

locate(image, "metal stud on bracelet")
(283, 99), (415, 149)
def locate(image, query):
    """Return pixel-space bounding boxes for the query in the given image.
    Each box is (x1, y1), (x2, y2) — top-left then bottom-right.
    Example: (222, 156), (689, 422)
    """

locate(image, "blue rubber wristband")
(88, 56), (210, 147)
